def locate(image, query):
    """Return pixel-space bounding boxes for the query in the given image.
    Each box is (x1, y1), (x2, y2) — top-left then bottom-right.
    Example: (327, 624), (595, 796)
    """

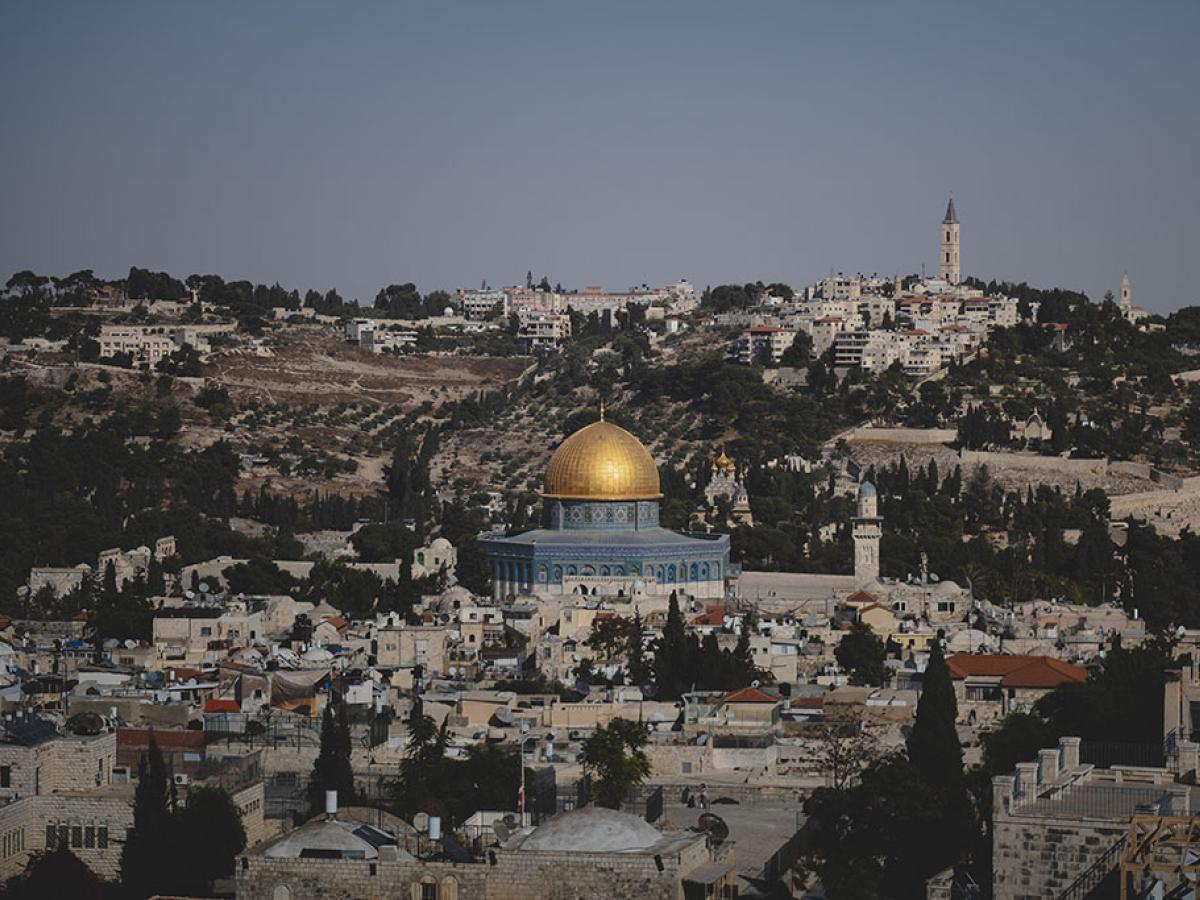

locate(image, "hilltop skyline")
(2, 1), (1198, 312)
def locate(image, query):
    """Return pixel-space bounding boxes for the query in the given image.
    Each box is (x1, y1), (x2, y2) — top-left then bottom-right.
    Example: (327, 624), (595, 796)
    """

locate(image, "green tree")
(120, 734), (174, 898)
(835, 621), (891, 686)
(906, 641), (963, 792)
(653, 592), (692, 699)
(173, 786), (247, 895)
(582, 718), (651, 809)
(0, 847), (103, 899)
(309, 701), (356, 814)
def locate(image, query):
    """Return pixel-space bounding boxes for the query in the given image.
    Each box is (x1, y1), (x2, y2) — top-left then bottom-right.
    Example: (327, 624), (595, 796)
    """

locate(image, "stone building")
(947, 654), (1086, 726)
(990, 735), (1195, 899)
(412, 537), (458, 582)
(480, 412), (730, 601)
(0, 717), (117, 803)
(236, 804), (726, 900)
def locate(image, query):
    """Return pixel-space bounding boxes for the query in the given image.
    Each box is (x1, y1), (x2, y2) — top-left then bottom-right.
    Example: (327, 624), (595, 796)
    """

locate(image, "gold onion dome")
(543, 415), (662, 501)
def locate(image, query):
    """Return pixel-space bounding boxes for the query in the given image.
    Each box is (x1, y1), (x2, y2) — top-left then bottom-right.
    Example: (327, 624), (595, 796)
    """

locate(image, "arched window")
(667, 565), (676, 583)
(599, 565), (610, 577)
(442, 876), (459, 900)
(689, 563), (698, 581)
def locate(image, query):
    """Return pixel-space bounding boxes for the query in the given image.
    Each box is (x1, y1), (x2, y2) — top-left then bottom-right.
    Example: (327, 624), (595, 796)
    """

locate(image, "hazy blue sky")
(2, 1), (1197, 311)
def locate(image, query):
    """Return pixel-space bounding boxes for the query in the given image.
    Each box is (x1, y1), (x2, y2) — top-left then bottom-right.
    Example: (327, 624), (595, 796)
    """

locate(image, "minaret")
(852, 481), (883, 584)
(939, 195), (960, 285)
(1120, 273), (1132, 314)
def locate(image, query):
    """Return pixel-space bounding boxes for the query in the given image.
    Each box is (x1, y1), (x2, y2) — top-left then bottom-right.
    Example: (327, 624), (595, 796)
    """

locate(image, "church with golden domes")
(478, 411), (730, 601)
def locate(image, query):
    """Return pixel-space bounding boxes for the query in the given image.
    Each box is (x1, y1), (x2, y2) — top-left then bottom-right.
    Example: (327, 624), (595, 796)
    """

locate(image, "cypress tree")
(626, 610), (649, 686)
(907, 640), (963, 792)
(654, 592), (688, 699)
(310, 700), (356, 814)
(120, 734), (173, 898)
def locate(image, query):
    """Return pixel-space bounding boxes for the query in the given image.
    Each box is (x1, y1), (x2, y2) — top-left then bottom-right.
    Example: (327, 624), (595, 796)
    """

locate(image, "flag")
(517, 784), (525, 816)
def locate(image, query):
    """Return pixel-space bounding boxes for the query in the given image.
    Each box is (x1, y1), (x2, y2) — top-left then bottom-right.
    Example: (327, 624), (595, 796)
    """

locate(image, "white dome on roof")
(263, 819), (413, 861)
(431, 537), (453, 551)
(519, 807), (663, 853)
(302, 646), (334, 664)
(858, 481), (877, 498)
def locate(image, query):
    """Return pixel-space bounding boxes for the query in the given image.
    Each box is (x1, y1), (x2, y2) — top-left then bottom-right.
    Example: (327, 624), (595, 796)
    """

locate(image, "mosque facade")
(479, 413), (730, 601)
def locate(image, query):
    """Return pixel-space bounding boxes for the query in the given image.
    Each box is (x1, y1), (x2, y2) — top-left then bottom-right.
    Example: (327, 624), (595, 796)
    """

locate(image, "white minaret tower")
(852, 481), (883, 584)
(939, 195), (960, 285)
(1120, 273), (1132, 313)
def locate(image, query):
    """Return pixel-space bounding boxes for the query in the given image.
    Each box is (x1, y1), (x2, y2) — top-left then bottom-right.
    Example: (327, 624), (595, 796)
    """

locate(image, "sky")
(1, 1), (1198, 312)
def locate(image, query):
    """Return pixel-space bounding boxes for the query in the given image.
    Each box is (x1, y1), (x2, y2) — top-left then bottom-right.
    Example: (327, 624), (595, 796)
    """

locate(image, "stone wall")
(958, 449), (1108, 476)
(992, 813), (1126, 900)
(0, 793), (132, 882)
(236, 846), (704, 900)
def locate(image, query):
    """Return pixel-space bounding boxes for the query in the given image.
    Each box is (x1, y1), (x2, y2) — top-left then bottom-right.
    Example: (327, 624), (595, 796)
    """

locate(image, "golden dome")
(543, 419), (662, 501)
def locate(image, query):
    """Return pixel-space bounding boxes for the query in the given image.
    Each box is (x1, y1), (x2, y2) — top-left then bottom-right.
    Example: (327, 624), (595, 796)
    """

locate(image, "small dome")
(519, 807), (663, 853)
(264, 819), (410, 860)
(858, 481), (877, 498)
(302, 646), (334, 663)
(431, 537), (452, 551)
(543, 420), (661, 501)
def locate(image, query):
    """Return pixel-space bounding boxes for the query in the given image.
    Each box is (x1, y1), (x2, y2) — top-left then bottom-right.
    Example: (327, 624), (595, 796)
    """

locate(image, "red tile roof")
(946, 654), (1087, 688)
(845, 590), (879, 606)
(204, 699), (240, 714)
(322, 616), (349, 635)
(724, 686), (780, 704)
(692, 610), (726, 627)
(118, 728), (207, 749)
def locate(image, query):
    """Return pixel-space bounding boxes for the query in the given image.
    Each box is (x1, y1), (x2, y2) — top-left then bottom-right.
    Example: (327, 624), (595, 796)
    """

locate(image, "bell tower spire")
(939, 193), (961, 285)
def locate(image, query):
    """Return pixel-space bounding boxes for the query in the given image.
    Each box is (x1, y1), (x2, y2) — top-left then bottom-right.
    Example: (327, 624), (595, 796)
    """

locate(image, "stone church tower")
(939, 195), (960, 284)
(852, 481), (883, 584)
(1120, 272), (1132, 313)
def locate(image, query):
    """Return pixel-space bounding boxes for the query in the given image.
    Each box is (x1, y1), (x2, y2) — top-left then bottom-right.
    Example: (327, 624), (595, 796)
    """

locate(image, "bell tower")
(939, 195), (960, 285)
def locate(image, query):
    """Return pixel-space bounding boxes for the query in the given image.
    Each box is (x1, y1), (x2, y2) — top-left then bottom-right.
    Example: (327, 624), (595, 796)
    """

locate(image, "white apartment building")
(98, 326), (177, 365)
(518, 312), (572, 350)
(457, 289), (509, 320)
(97, 325), (231, 365)
(811, 275), (862, 302)
(734, 326), (797, 365)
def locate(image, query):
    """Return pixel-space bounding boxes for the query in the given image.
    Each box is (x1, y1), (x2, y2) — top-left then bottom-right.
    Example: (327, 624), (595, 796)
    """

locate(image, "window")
(422, 883), (439, 900)
(200, 627), (212, 637)
(85, 826), (95, 849)
(0, 766), (10, 788)
(57, 825), (68, 849)
(45, 825), (55, 849)
(98, 827), (108, 849)
(681, 762), (693, 774)
(71, 826), (82, 848)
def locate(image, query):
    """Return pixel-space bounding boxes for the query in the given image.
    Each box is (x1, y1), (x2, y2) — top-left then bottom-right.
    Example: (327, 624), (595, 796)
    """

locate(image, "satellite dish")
(697, 813), (729, 845)
(198, 582), (211, 594)
(413, 812), (430, 834)
(493, 821), (511, 842)
(502, 814), (517, 829)
(751, 680), (761, 688)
